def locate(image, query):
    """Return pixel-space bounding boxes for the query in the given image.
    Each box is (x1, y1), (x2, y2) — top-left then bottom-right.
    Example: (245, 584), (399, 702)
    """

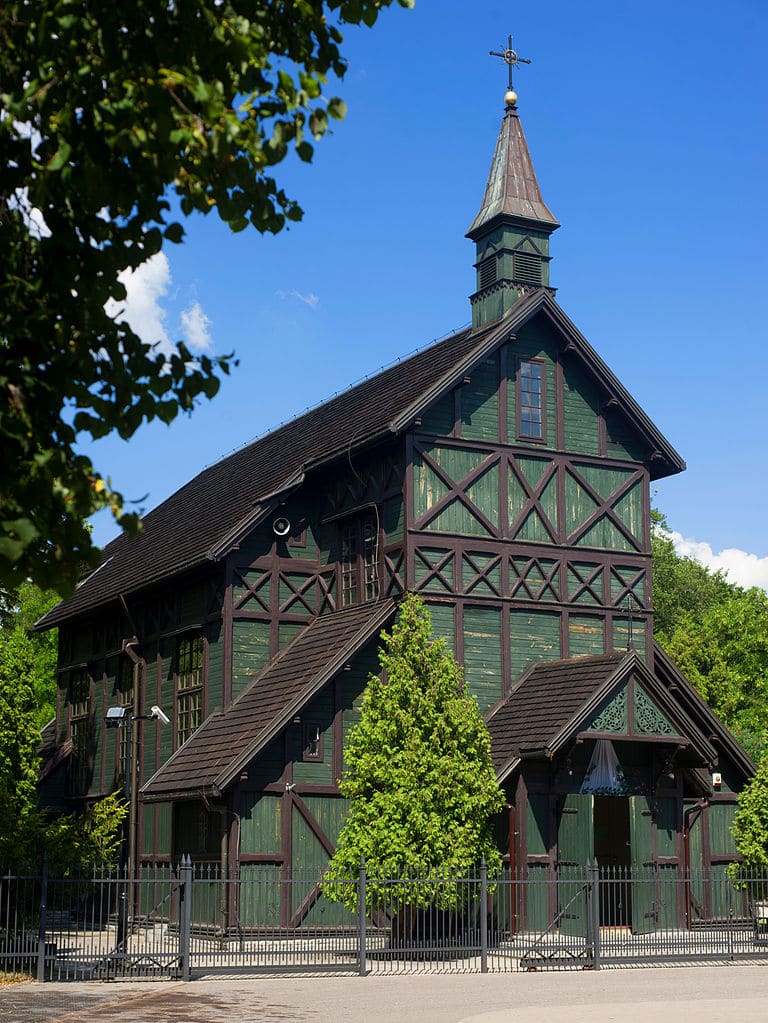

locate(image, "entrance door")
(556, 793), (593, 937)
(594, 796), (631, 927)
(629, 794), (656, 934)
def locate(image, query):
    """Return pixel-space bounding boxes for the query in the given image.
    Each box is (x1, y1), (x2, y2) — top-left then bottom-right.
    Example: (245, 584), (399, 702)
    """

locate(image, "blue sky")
(85, 0), (768, 588)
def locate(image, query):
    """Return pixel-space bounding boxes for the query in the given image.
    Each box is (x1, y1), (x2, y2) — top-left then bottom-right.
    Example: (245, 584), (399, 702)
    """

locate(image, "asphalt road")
(3, 964), (768, 1023)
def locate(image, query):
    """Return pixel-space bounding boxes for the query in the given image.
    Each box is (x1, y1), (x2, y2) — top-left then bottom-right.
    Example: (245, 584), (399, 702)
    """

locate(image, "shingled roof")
(38, 288), (685, 630)
(487, 653), (627, 777)
(486, 650), (718, 781)
(141, 599), (396, 802)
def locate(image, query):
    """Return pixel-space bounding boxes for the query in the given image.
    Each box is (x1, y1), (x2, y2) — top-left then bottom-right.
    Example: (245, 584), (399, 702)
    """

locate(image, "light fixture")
(104, 706), (128, 728)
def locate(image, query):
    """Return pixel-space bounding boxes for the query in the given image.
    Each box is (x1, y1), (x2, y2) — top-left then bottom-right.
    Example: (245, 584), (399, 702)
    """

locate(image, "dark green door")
(557, 793), (594, 937)
(629, 794), (656, 934)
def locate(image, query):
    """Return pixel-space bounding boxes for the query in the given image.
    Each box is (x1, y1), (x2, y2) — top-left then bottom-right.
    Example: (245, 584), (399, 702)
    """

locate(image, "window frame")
(339, 509), (380, 607)
(115, 655), (134, 786)
(516, 356), (547, 443)
(175, 633), (205, 749)
(302, 721), (324, 762)
(68, 667), (92, 795)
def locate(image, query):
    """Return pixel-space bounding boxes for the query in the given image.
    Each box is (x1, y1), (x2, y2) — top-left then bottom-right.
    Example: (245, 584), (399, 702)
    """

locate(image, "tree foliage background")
(0, 582), (126, 868)
(651, 512), (768, 762)
(325, 594), (504, 911)
(0, 0), (411, 595)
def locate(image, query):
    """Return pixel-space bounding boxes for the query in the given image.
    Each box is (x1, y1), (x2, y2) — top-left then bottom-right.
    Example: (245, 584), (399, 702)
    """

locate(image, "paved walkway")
(3, 964), (768, 1023)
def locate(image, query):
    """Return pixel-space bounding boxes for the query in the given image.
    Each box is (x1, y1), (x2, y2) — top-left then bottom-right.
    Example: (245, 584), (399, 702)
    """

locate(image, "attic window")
(512, 252), (543, 286)
(478, 255), (497, 290)
(517, 358), (546, 441)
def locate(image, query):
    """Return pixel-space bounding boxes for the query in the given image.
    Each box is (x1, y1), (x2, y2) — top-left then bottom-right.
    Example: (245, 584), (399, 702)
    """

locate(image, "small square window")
(303, 722), (323, 762)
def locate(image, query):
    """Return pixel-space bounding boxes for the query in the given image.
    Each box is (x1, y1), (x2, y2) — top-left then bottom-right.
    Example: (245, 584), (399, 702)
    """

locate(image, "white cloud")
(104, 253), (214, 356)
(107, 252), (172, 350)
(276, 288), (319, 308)
(180, 301), (213, 352)
(666, 529), (768, 592)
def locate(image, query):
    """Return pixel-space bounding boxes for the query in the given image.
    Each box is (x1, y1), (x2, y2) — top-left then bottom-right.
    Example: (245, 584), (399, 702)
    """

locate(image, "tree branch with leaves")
(0, 0), (412, 593)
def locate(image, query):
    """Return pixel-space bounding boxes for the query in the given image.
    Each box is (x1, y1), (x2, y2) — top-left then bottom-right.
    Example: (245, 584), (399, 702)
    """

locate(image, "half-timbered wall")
(233, 640), (380, 924)
(227, 446), (404, 701)
(407, 314), (653, 710)
(52, 569), (224, 863)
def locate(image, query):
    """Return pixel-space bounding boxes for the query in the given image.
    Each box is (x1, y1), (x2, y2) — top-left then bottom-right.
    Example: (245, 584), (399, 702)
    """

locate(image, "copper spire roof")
(467, 105), (559, 237)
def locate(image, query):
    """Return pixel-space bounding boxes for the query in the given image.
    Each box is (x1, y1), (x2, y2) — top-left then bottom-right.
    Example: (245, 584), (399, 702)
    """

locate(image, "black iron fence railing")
(2, 859), (768, 980)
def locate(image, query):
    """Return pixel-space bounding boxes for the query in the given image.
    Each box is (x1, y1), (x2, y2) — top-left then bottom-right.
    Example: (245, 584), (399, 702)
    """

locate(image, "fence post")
(727, 871), (734, 962)
(358, 857), (367, 977)
(588, 861), (601, 970)
(178, 855), (193, 982)
(36, 851), (49, 983)
(480, 857), (488, 974)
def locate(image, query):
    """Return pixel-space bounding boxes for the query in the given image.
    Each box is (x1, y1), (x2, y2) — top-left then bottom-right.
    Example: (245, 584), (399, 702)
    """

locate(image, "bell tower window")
(512, 251), (544, 285)
(478, 255), (498, 290)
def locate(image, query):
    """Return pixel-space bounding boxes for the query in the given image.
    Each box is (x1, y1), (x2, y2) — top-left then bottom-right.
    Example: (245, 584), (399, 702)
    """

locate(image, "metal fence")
(3, 859), (768, 980)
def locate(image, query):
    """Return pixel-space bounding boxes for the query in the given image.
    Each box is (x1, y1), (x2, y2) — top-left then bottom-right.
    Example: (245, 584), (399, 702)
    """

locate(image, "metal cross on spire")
(489, 35), (531, 106)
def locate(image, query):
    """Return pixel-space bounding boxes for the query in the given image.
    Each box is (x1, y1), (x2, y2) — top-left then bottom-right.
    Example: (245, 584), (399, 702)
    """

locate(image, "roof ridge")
(200, 321), (472, 472)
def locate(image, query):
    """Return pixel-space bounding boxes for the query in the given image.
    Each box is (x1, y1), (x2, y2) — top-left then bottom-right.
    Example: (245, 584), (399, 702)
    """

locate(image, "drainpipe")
(505, 803), (517, 935)
(121, 635), (141, 890)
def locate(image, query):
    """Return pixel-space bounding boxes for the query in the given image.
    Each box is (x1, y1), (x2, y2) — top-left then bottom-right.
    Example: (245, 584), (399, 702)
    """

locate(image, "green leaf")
(164, 222), (185, 243)
(46, 141), (72, 171)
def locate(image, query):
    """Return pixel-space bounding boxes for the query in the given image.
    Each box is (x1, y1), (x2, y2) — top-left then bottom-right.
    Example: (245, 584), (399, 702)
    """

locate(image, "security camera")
(150, 705), (170, 725)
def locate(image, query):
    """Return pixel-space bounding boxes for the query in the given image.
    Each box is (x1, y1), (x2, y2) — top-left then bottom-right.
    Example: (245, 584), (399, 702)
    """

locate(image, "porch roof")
(486, 650), (718, 782)
(140, 599), (396, 802)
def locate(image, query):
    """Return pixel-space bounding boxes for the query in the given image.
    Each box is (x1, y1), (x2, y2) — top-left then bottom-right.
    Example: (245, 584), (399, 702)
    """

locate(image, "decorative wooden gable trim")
(582, 673), (681, 740)
(494, 650), (718, 775)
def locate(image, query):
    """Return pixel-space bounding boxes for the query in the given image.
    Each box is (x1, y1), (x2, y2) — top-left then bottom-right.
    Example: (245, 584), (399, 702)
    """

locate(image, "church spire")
(468, 38), (559, 328)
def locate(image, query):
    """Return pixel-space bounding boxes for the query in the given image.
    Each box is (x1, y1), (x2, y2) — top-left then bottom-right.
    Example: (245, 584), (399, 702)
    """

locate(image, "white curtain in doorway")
(580, 738), (627, 795)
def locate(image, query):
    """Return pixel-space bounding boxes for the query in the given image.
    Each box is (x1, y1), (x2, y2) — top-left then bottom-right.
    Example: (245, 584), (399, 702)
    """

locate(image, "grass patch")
(0, 971), (33, 986)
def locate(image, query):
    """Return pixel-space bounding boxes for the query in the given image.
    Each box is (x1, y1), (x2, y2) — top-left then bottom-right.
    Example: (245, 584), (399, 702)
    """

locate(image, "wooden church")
(38, 58), (753, 933)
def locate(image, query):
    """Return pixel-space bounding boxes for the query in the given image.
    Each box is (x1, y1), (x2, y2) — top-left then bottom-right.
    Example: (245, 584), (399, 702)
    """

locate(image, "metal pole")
(179, 855), (192, 981)
(589, 860), (601, 970)
(116, 713), (132, 953)
(358, 857), (367, 977)
(727, 873), (734, 961)
(36, 851), (48, 983)
(480, 857), (488, 974)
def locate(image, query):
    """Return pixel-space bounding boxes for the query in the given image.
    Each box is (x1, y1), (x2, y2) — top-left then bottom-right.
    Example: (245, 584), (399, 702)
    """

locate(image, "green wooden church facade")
(38, 86), (753, 933)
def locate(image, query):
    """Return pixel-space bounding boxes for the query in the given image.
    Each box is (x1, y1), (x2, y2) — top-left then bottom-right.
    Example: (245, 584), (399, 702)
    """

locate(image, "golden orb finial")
(504, 89), (518, 107)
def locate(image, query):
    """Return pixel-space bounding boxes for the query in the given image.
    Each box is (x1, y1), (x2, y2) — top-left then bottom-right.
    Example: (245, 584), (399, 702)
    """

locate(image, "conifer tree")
(326, 593), (504, 910)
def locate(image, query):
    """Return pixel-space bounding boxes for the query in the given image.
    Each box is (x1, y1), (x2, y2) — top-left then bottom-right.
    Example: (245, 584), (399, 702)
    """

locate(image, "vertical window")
(116, 656), (134, 785)
(517, 359), (545, 441)
(303, 722), (323, 761)
(176, 634), (204, 748)
(340, 511), (379, 607)
(69, 668), (91, 795)
(341, 520), (359, 607)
